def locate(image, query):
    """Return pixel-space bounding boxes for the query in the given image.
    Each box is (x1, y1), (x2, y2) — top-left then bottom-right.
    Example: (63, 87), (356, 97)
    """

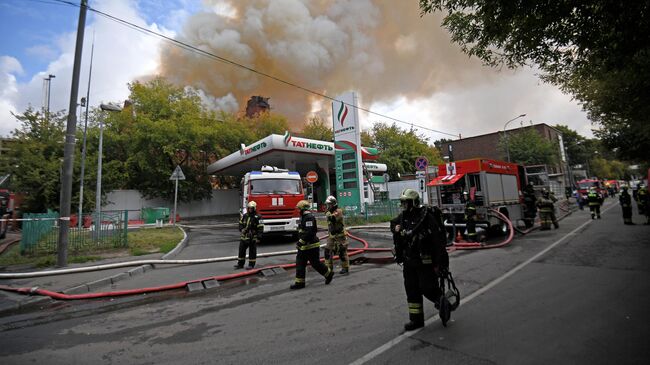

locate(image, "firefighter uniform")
(235, 202), (263, 269)
(619, 187), (633, 225)
(464, 196), (477, 242)
(291, 200), (333, 289)
(391, 189), (448, 331)
(638, 185), (650, 225)
(548, 191), (559, 229)
(324, 196), (349, 275)
(637, 185), (648, 216)
(587, 188), (603, 219)
(536, 190), (555, 230)
(522, 183), (537, 228)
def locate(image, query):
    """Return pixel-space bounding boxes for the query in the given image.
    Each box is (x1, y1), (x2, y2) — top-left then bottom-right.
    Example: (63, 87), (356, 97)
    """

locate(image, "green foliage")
(1, 108), (67, 212)
(365, 123), (443, 180)
(589, 157), (628, 180)
(420, 0), (650, 163)
(300, 117), (333, 141)
(498, 128), (558, 166)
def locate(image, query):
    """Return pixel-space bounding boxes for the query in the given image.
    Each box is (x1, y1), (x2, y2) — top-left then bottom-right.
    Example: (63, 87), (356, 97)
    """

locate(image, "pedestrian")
(640, 184), (650, 225)
(536, 189), (555, 230)
(587, 187), (603, 219)
(463, 191), (477, 241)
(324, 196), (349, 275)
(636, 183), (648, 216)
(234, 201), (263, 269)
(391, 189), (449, 331)
(290, 200), (333, 289)
(523, 182), (537, 228)
(619, 186), (634, 225)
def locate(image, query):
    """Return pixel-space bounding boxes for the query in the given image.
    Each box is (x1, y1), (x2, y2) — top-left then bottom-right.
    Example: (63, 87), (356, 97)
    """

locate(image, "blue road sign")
(415, 156), (428, 171)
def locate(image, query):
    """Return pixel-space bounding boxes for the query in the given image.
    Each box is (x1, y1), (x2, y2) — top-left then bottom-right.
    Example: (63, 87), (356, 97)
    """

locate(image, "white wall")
(103, 189), (241, 219)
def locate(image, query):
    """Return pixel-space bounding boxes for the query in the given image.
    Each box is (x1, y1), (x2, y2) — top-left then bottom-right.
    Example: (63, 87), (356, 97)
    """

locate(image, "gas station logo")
(283, 131), (292, 146)
(336, 102), (348, 127)
(240, 141), (268, 155)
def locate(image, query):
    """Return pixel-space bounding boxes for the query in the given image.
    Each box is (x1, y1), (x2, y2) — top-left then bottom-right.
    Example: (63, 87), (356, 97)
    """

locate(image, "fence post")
(123, 210), (128, 246)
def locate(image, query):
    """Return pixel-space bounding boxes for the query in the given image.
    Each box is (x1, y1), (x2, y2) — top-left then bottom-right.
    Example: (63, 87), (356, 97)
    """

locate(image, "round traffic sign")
(305, 171), (318, 183)
(415, 156), (428, 171)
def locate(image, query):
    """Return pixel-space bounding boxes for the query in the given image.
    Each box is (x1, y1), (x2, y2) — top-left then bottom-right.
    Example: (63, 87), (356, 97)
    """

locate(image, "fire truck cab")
(428, 158), (525, 236)
(240, 166), (304, 237)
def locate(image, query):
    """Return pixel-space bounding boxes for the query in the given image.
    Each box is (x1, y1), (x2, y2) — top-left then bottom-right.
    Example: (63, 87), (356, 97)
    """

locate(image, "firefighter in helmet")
(637, 184), (649, 224)
(463, 191), (477, 242)
(324, 195), (349, 275)
(536, 189), (555, 230)
(290, 200), (333, 289)
(234, 201), (264, 269)
(619, 186), (634, 225)
(587, 186), (603, 219)
(390, 188), (449, 331)
(522, 182), (537, 228)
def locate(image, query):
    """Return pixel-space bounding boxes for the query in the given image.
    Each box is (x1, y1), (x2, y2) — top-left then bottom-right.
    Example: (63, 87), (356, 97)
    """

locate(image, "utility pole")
(57, 0), (87, 267)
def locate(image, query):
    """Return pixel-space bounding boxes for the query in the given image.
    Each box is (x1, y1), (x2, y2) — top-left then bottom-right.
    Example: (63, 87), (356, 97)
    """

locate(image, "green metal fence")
(20, 210), (129, 256)
(363, 199), (401, 219)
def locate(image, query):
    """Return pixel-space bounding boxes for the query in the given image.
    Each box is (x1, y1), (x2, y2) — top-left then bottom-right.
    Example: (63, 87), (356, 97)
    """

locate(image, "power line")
(51, 0), (460, 138)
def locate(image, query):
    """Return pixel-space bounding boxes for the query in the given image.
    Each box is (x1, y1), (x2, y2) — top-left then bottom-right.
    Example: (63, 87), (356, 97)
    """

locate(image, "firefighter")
(619, 186), (634, 225)
(290, 200), (333, 289)
(522, 182), (537, 228)
(324, 196), (349, 275)
(637, 184), (650, 225)
(587, 187), (603, 219)
(637, 184), (648, 216)
(463, 191), (477, 242)
(234, 201), (264, 269)
(391, 189), (448, 331)
(548, 190), (559, 229)
(536, 189), (555, 230)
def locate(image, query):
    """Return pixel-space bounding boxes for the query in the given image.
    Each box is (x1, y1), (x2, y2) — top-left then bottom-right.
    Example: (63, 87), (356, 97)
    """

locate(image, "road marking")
(349, 202), (618, 365)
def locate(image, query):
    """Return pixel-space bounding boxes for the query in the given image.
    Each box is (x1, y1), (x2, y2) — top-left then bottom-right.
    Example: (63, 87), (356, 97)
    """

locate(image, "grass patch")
(0, 226), (184, 268)
(0, 244), (103, 268)
(344, 214), (393, 227)
(127, 226), (184, 255)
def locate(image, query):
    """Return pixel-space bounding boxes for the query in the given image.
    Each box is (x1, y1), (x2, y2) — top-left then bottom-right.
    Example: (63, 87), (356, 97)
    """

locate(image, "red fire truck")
(428, 158), (526, 236)
(577, 178), (608, 200)
(240, 166), (304, 238)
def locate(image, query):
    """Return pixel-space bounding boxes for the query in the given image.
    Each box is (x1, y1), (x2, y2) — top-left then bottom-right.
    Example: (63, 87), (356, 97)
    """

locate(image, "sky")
(0, 0), (596, 142)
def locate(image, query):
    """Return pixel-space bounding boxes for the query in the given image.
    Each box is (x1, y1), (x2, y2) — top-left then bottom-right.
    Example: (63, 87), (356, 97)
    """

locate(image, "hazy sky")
(0, 0), (596, 142)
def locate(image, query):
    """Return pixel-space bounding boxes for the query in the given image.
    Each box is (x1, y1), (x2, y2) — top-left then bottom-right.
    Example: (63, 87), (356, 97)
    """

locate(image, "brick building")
(440, 123), (569, 194)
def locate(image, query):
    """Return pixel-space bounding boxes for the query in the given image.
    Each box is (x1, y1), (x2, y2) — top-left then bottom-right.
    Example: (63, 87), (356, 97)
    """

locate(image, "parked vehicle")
(429, 158), (526, 237)
(240, 166), (304, 237)
(577, 179), (608, 200)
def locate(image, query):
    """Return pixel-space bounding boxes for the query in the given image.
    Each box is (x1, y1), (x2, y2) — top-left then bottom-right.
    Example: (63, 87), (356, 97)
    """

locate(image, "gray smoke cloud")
(158, 0), (499, 128)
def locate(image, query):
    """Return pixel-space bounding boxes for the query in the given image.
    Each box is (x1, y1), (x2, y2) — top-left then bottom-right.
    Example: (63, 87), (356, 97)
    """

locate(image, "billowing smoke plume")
(159, 0), (491, 127)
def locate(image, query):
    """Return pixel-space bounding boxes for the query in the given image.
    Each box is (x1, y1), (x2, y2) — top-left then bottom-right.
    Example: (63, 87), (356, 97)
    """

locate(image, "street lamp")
(95, 103), (122, 234)
(503, 114), (527, 162)
(44, 74), (55, 114)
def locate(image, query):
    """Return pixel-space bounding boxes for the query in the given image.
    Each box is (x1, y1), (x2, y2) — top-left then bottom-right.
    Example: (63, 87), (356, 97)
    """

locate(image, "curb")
(161, 226), (189, 260)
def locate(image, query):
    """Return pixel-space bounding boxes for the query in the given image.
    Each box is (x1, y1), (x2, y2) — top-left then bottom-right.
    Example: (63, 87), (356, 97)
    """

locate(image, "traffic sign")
(170, 165), (186, 180)
(415, 156), (428, 171)
(305, 171), (318, 183)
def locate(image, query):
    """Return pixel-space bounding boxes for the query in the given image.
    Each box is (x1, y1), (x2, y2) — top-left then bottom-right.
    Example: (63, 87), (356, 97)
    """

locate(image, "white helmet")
(247, 201), (257, 209)
(325, 196), (337, 206)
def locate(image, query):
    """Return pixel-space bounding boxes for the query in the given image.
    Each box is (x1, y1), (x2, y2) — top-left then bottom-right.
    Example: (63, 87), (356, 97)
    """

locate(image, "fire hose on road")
(0, 233), (380, 300)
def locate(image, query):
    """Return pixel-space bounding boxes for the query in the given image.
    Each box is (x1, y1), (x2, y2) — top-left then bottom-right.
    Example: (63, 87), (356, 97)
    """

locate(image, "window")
(250, 179), (302, 194)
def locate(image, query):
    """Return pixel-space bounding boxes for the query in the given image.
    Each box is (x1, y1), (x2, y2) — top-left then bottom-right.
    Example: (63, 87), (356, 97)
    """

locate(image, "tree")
(420, 0), (650, 163)
(498, 128), (558, 166)
(366, 123), (443, 180)
(299, 117), (333, 141)
(2, 108), (67, 212)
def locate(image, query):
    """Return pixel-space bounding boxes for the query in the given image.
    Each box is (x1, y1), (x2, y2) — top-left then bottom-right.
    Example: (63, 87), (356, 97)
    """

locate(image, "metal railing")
(20, 210), (128, 255)
(362, 199), (401, 220)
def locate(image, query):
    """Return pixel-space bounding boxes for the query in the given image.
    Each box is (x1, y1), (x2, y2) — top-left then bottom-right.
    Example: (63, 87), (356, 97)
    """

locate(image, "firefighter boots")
(404, 321), (424, 331)
(290, 283), (305, 290)
(339, 268), (349, 275)
(325, 270), (334, 284)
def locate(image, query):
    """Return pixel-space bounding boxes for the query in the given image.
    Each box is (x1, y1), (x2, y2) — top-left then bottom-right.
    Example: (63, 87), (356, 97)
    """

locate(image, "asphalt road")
(0, 199), (648, 364)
